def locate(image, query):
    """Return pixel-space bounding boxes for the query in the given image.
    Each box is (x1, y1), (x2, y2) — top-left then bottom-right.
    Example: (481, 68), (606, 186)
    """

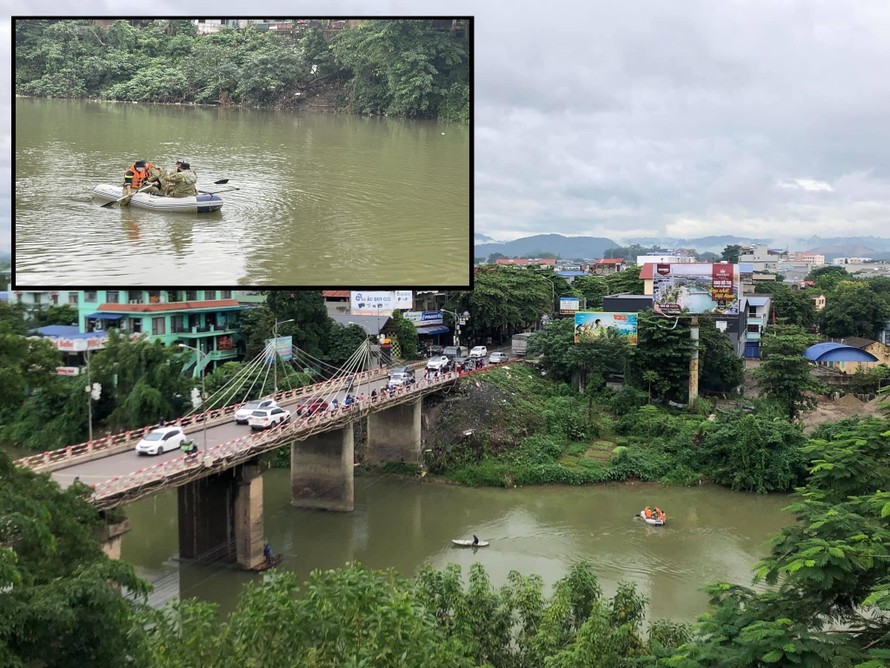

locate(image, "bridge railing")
(14, 367), (389, 472)
(89, 370), (464, 507)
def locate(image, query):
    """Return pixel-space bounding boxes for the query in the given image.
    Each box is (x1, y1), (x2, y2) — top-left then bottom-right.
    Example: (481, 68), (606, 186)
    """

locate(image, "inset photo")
(13, 17), (472, 288)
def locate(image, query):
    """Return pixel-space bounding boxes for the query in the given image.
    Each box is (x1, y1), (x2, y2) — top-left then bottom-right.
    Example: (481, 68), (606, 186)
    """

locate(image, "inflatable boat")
(92, 184), (223, 213)
(640, 510), (666, 526)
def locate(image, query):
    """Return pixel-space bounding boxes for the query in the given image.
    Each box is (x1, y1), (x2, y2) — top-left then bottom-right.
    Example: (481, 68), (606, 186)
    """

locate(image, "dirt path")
(803, 394), (887, 434)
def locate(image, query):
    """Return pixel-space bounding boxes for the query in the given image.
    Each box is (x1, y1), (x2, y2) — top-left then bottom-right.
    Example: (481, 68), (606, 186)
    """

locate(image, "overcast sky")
(4, 0), (890, 254)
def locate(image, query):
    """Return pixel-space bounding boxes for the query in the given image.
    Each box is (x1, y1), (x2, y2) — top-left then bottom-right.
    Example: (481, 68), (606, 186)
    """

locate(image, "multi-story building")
(738, 245), (786, 273)
(77, 289), (242, 376)
(789, 252), (825, 265)
(591, 258), (626, 275)
(635, 254), (697, 266)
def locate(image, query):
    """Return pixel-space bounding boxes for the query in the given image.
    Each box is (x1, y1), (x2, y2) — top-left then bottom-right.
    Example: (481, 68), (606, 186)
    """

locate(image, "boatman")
(263, 540), (274, 566)
(163, 161), (198, 198)
(123, 160), (153, 194)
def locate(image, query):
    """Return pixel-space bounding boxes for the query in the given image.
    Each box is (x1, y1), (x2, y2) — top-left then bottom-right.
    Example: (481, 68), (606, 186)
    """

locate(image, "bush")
(606, 445), (675, 482)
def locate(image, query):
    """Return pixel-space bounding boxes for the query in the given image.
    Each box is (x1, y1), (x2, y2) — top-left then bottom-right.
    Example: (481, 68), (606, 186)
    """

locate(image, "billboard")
(350, 291), (413, 316)
(264, 336), (293, 364)
(559, 296), (581, 314)
(574, 312), (638, 344)
(651, 263), (740, 315)
(404, 310), (444, 326)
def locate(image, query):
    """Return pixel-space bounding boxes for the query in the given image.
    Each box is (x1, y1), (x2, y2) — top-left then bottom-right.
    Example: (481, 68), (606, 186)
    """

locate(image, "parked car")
(248, 407), (292, 430)
(489, 351), (509, 364)
(426, 355), (450, 371)
(442, 345), (466, 359)
(294, 397), (329, 416)
(135, 426), (187, 456)
(469, 345), (488, 358)
(234, 398), (278, 424)
(427, 344), (444, 356)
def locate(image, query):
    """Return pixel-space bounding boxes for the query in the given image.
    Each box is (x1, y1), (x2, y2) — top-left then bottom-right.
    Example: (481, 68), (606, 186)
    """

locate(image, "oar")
(101, 183), (153, 208)
(199, 187), (240, 195)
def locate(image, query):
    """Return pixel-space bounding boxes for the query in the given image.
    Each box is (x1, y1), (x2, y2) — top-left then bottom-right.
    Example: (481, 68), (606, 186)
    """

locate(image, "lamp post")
(442, 309), (470, 348)
(272, 318), (294, 394)
(179, 343), (208, 450)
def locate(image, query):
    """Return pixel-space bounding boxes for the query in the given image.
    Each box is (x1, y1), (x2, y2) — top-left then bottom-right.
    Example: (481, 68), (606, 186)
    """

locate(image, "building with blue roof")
(805, 342), (879, 374)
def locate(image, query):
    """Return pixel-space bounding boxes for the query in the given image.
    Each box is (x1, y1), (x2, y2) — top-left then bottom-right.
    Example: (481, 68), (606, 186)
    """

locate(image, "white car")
(234, 398), (278, 424)
(469, 345), (488, 358)
(248, 407), (292, 430)
(488, 351), (509, 364)
(135, 426), (187, 456)
(426, 355), (450, 371)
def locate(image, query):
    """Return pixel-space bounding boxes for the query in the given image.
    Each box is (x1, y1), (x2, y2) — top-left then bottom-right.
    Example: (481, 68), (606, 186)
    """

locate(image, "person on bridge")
(263, 540), (274, 566)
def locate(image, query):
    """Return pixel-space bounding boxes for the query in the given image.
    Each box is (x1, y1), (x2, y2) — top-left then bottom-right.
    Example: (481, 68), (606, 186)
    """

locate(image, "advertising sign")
(350, 291), (413, 316)
(48, 336), (107, 352)
(56, 366), (82, 376)
(651, 263), (740, 315)
(574, 312), (638, 344)
(559, 296), (581, 314)
(264, 336), (293, 364)
(404, 310), (445, 326)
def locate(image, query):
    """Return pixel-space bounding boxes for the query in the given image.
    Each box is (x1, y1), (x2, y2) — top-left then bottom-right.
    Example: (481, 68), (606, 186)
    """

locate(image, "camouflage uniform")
(142, 165), (168, 196)
(164, 169), (198, 198)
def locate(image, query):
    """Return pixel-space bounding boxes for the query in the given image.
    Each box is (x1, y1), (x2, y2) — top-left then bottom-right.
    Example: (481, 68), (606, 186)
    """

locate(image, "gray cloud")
(6, 1), (890, 254)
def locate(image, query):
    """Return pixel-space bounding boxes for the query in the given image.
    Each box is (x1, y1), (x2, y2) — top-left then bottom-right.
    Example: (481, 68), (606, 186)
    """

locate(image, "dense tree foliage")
(721, 244), (742, 263)
(818, 281), (890, 339)
(754, 326), (823, 420)
(0, 453), (148, 667)
(753, 281), (818, 328)
(627, 311), (693, 404)
(15, 19), (469, 121)
(806, 265), (849, 293)
(697, 319), (745, 395)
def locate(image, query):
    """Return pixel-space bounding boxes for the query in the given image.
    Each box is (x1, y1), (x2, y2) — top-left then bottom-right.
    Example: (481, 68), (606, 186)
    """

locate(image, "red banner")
(711, 264), (735, 304)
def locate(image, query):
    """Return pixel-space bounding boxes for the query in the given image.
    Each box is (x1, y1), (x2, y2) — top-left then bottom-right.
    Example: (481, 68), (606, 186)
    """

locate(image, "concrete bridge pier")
(178, 460), (265, 569)
(366, 398), (422, 466)
(291, 423), (355, 512)
(98, 519), (131, 561)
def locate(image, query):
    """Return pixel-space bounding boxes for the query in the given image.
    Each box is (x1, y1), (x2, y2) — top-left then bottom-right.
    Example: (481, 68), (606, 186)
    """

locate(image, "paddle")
(199, 187), (240, 195)
(101, 183), (153, 208)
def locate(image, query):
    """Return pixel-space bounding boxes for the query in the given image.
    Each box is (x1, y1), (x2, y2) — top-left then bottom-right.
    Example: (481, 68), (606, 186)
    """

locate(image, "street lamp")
(442, 309), (470, 348)
(179, 343), (208, 450)
(272, 318), (294, 393)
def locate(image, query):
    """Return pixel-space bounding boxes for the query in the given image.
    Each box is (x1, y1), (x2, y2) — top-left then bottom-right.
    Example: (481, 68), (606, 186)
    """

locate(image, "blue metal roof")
(738, 263), (754, 273)
(746, 296), (770, 306)
(34, 325), (82, 337)
(805, 342), (879, 362)
(556, 271), (588, 277)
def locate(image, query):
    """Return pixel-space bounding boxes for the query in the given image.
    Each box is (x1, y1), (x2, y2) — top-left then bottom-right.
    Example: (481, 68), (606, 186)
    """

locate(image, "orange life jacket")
(644, 507), (652, 519)
(125, 162), (153, 189)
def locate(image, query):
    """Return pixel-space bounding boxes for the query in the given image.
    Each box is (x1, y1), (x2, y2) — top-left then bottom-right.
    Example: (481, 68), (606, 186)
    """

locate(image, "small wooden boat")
(640, 510), (666, 526)
(251, 555), (282, 572)
(92, 183), (224, 213)
(452, 539), (489, 548)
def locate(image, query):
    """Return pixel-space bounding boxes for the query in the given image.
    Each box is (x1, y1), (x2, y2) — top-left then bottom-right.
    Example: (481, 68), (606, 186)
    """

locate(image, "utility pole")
(272, 318), (294, 394)
(688, 316), (699, 409)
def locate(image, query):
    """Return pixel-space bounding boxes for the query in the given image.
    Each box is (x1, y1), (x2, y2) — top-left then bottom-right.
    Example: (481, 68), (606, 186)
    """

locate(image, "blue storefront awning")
(416, 325), (450, 335)
(87, 313), (126, 320)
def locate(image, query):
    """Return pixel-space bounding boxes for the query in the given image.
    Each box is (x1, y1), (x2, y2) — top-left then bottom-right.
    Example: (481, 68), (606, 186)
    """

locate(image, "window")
(85, 291), (98, 302)
(131, 319), (142, 334)
(149, 291), (161, 304)
(106, 291), (119, 304)
(68, 293), (79, 305)
(220, 290), (232, 299)
(204, 290), (216, 300)
(186, 290), (198, 301)
(50, 294), (58, 305)
(152, 317), (166, 335)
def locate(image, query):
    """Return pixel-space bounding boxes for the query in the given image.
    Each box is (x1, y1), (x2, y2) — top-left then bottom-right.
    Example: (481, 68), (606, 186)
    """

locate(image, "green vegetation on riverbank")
(15, 19), (469, 122)
(5, 406), (890, 665)
(426, 363), (812, 494)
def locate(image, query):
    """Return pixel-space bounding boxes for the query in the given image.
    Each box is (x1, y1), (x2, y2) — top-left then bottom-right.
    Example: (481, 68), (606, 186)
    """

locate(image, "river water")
(13, 98), (470, 287)
(122, 472), (791, 623)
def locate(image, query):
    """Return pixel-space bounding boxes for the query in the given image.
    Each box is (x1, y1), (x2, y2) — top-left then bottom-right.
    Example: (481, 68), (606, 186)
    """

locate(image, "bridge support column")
(366, 398), (422, 465)
(178, 460), (264, 569)
(291, 423), (354, 512)
(98, 519), (131, 561)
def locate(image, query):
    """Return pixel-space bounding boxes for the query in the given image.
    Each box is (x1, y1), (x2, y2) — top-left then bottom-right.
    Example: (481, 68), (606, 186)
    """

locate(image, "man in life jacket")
(163, 161), (198, 198)
(644, 506), (653, 519)
(653, 506), (665, 521)
(123, 160), (154, 194)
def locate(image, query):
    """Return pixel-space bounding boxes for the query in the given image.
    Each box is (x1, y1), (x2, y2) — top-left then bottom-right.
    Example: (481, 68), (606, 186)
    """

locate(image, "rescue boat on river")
(91, 184), (224, 213)
(640, 507), (666, 526)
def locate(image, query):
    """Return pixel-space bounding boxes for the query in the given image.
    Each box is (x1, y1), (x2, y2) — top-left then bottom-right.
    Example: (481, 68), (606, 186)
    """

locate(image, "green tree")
(529, 317), (629, 390)
(627, 311), (691, 404)
(698, 319), (744, 395)
(754, 282), (817, 328)
(572, 275), (610, 310)
(390, 311), (419, 360)
(604, 265), (643, 296)
(818, 281), (890, 339)
(265, 291), (332, 358)
(721, 244), (742, 263)
(0, 322), (61, 418)
(0, 452), (148, 667)
(327, 323), (370, 366)
(31, 304), (80, 327)
(807, 265), (849, 293)
(753, 326), (822, 420)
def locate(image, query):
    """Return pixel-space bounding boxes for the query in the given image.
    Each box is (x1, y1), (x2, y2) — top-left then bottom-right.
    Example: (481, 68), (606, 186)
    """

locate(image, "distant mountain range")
(474, 234), (890, 262)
